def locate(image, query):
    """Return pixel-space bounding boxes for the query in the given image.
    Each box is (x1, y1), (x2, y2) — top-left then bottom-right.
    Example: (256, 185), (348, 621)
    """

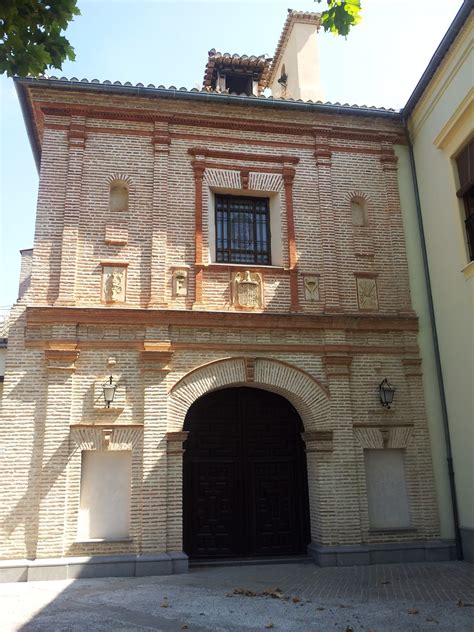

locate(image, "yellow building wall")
(408, 16), (474, 543)
(396, 144), (454, 539)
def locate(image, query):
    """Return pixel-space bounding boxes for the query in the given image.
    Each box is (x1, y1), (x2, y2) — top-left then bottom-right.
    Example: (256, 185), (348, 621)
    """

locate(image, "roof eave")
(14, 75), (401, 166)
(14, 77), (41, 173)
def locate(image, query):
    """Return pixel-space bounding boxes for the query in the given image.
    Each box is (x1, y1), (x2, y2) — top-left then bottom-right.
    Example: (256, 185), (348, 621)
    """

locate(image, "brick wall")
(0, 83), (441, 561)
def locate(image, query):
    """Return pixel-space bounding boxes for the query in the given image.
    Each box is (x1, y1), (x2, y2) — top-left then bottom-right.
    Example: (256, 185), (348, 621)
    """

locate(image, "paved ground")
(1, 561), (474, 631)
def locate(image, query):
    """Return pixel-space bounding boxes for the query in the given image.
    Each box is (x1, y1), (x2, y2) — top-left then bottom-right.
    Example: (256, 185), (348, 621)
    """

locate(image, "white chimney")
(268, 10), (323, 103)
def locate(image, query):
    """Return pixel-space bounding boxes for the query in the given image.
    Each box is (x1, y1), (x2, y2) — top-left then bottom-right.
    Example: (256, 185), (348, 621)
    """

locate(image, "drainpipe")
(404, 128), (463, 561)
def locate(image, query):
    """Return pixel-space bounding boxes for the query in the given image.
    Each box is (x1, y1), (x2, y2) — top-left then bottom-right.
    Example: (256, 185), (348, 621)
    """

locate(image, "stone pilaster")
(314, 128), (341, 312)
(148, 122), (170, 307)
(56, 117), (86, 306)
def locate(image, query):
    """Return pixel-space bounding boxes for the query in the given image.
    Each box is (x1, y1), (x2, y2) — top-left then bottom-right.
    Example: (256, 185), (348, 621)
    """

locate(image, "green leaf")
(0, 0), (81, 77)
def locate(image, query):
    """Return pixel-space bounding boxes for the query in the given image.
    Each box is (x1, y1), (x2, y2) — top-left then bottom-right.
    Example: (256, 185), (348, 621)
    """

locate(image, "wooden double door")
(183, 387), (310, 558)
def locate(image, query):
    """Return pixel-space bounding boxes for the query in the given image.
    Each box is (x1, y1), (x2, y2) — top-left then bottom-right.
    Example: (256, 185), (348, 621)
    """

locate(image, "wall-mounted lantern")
(102, 375), (117, 408)
(379, 378), (395, 409)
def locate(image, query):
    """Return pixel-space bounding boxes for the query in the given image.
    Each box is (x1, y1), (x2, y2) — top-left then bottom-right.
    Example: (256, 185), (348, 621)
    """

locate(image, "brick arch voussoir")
(168, 356), (330, 433)
(345, 190), (371, 205)
(105, 173), (134, 188)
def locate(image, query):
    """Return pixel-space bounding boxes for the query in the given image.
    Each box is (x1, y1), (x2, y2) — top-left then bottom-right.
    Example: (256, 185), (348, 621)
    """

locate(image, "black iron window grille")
(215, 195), (271, 264)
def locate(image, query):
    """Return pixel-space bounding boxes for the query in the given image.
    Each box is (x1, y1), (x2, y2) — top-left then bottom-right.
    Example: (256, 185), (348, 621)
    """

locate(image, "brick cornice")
(31, 98), (406, 163)
(188, 147), (299, 164)
(26, 306), (419, 333)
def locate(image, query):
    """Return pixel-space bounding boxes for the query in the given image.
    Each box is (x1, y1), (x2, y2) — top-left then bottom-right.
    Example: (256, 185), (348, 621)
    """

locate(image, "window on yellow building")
(456, 140), (474, 261)
(215, 194), (271, 265)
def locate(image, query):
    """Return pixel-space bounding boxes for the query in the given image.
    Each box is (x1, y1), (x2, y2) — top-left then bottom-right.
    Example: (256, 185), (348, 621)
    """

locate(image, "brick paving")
(1, 561), (474, 631)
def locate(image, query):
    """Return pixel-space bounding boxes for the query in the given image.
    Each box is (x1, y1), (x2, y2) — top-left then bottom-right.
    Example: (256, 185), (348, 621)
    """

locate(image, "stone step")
(189, 555), (312, 568)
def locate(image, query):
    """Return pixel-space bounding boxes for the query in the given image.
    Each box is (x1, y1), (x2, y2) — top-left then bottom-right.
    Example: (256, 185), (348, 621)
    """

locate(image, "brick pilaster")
(314, 128), (341, 312)
(56, 116), (86, 306)
(323, 353), (362, 545)
(166, 431), (189, 551)
(35, 345), (79, 557)
(380, 141), (413, 314)
(192, 158), (206, 308)
(302, 431), (335, 544)
(149, 122), (170, 307)
(283, 166), (300, 311)
(140, 344), (173, 553)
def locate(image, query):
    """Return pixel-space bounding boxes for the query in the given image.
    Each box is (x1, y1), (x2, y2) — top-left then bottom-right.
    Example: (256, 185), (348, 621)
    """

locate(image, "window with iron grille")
(215, 195), (271, 264)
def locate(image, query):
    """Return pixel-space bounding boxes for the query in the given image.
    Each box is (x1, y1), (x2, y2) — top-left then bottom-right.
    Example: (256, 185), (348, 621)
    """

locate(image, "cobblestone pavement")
(1, 561), (474, 632)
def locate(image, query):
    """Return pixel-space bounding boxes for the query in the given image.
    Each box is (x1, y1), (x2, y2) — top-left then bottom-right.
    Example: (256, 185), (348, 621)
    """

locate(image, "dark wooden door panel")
(187, 461), (238, 557)
(183, 387), (310, 558)
(251, 461), (297, 555)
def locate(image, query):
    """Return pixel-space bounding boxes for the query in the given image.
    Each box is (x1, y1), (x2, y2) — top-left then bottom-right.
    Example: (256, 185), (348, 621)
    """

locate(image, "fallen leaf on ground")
(264, 623), (274, 629)
(292, 596), (301, 603)
(407, 608), (419, 615)
(231, 587), (286, 600)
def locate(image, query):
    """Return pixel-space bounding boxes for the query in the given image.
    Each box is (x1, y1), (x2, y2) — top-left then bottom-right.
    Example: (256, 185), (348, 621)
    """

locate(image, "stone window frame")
(454, 139), (474, 262)
(209, 188), (283, 268)
(65, 425), (143, 553)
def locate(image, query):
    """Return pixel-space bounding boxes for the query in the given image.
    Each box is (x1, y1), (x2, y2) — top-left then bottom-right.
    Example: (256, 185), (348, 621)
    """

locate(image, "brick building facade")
(0, 11), (453, 580)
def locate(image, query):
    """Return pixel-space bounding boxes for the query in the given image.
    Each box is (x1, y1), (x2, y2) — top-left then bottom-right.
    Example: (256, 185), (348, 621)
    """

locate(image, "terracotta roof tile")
(202, 49), (272, 93)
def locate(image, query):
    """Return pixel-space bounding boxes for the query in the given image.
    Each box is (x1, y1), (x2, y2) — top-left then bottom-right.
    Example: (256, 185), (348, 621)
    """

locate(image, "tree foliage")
(316, 0), (363, 37)
(0, 0), (80, 77)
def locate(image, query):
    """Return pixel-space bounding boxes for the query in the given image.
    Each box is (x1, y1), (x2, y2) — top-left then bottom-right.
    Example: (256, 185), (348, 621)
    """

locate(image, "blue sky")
(0, 0), (462, 310)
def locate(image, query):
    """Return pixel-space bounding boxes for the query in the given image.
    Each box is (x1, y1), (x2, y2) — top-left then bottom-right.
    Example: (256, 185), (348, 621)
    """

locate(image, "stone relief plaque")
(303, 275), (319, 302)
(232, 271), (263, 309)
(172, 269), (188, 297)
(102, 266), (127, 303)
(356, 276), (378, 310)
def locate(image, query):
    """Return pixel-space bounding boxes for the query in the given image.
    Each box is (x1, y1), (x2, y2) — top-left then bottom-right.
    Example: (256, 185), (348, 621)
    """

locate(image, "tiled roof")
(202, 49), (272, 92)
(266, 10), (322, 87)
(24, 75), (397, 113)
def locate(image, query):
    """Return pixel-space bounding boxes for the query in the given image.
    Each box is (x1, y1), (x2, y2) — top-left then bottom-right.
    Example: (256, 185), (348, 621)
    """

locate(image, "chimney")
(267, 10), (323, 102)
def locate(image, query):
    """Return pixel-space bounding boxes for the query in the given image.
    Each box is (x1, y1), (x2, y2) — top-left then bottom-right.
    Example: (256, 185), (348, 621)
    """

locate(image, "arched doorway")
(183, 386), (311, 559)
